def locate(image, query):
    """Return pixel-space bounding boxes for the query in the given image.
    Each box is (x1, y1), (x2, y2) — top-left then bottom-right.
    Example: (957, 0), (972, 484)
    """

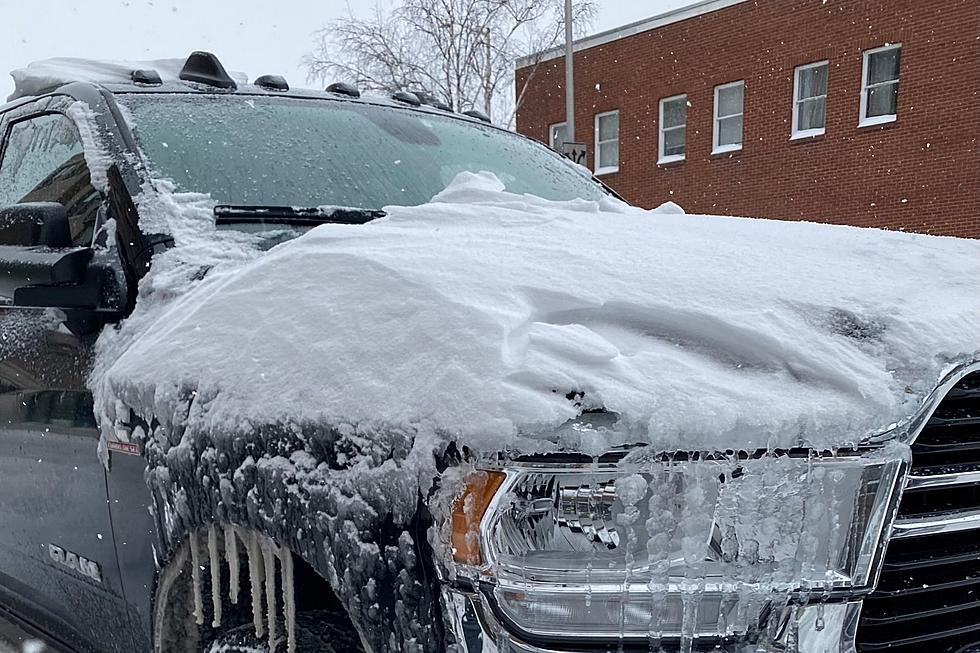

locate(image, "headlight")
(446, 446), (908, 643)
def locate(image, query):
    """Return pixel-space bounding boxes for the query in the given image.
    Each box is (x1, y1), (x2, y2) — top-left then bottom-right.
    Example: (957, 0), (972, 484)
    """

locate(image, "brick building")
(515, 0), (980, 238)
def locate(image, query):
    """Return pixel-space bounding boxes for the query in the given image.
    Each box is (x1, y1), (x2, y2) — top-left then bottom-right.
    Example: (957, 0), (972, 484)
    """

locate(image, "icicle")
(679, 592), (699, 653)
(585, 455), (599, 609)
(184, 588), (199, 645)
(678, 461), (711, 653)
(189, 529), (205, 626)
(225, 525), (240, 605)
(646, 462), (678, 653)
(263, 538), (278, 651)
(208, 524), (223, 628)
(785, 604), (801, 653)
(760, 594), (790, 649)
(279, 546), (297, 653)
(247, 531), (265, 638)
(814, 601), (826, 631)
(584, 558), (593, 608)
(614, 474), (646, 653)
(495, 625), (510, 652)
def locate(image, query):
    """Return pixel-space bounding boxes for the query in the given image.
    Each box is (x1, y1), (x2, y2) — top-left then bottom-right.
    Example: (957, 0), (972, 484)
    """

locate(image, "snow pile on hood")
(93, 172), (980, 456)
(8, 57), (249, 102)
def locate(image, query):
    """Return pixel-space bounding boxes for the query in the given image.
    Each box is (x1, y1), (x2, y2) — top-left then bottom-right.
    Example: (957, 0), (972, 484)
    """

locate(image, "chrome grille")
(857, 370), (980, 652)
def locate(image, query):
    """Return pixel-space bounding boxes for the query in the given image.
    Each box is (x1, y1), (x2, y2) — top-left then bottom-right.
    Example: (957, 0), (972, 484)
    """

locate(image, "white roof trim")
(516, 0), (749, 69)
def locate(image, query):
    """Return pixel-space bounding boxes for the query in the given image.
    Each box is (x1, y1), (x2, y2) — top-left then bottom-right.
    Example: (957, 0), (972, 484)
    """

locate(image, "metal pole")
(564, 0), (575, 143)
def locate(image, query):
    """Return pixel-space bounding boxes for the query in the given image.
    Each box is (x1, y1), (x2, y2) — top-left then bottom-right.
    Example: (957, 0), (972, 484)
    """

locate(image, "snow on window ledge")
(595, 166), (620, 177)
(657, 154), (686, 166)
(711, 144), (742, 156)
(790, 128), (826, 141)
(858, 114), (897, 128)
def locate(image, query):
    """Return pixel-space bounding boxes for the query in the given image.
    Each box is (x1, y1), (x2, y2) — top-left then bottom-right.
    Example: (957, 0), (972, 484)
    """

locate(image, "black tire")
(205, 608), (365, 653)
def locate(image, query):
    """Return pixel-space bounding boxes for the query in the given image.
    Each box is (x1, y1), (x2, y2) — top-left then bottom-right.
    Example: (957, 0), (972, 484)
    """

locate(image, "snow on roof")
(7, 57), (249, 102)
(92, 172), (980, 459)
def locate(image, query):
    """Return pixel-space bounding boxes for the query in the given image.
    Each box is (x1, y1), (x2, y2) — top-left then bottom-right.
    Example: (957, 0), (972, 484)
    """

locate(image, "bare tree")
(304, 0), (594, 127)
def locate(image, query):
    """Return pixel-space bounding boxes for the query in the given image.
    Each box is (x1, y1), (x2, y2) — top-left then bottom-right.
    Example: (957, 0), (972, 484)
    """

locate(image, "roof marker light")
(131, 69), (163, 86)
(255, 75), (289, 92)
(391, 91), (421, 107)
(463, 109), (491, 124)
(326, 82), (360, 98)
(179, 51), (238, 90)
(425, 99), (453, 112)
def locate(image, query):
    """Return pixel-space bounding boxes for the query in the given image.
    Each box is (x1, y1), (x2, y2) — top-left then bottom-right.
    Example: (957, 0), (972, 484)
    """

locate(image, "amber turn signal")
(451, 471), (505, 565)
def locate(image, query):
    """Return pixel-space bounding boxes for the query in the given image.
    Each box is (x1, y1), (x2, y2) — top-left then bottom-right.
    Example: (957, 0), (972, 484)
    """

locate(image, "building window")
(713, 81), (744, 153)
(594, 110), (620, 175)
(861, 44), (901, 126)
(549, 122), (568, 151)
(658, 94), (687, 164)
(792, 61), (828, 139)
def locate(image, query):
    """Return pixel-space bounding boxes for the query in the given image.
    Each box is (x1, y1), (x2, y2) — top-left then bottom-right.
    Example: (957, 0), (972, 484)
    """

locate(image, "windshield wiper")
(214, 205), (386, 226)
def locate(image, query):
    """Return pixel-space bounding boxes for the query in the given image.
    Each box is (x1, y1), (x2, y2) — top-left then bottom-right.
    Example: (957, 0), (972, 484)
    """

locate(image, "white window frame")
(791, 60), (828, 140)
(549, 121), (567, 150)
(658, 94), (687, 164)
(859, 43), (901, 127)
(593, 110), (620, 176)
(712, 80), (744, 154)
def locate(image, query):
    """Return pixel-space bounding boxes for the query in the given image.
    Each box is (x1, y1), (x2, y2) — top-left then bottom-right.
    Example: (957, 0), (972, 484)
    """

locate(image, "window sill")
(657, 155), (685, 166)
(711, 144), (742, 156)
(595, 167), (619, 177)
(790, 129), (825, 141)
(858, 114), (897, 128)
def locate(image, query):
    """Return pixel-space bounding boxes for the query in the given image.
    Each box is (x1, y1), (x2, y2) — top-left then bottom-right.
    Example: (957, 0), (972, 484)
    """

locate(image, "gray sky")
(2, 0), (696, 101)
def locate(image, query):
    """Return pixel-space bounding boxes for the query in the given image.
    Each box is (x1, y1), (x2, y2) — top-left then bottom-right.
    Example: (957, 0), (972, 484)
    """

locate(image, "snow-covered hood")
(93, 172), (980, 455)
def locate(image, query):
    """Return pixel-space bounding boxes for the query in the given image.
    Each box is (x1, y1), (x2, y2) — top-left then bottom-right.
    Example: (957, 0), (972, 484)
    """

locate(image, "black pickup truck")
(1, 52), (978, 653)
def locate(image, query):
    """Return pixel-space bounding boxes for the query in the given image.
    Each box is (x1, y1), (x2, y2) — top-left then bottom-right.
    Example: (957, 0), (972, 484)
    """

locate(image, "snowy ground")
(0, 615), (48, 653)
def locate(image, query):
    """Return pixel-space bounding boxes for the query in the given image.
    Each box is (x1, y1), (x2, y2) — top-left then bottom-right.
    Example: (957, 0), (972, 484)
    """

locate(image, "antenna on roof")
(179, 51), (237, 90)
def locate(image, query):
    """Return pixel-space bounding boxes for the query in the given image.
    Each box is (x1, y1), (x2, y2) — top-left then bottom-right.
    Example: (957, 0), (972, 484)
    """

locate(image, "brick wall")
(515, 0), (980, 238)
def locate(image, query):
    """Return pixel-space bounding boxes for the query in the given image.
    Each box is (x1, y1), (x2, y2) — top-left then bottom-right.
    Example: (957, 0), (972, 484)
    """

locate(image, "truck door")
(0, 109), (131, 652)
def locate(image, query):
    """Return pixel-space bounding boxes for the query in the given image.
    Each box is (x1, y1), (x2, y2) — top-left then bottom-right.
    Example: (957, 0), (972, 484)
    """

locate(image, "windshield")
(118, 94), (606, 209)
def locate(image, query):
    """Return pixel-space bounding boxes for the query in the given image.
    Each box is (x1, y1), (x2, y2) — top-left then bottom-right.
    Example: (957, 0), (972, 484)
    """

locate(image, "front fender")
(133, 408), (447, 652)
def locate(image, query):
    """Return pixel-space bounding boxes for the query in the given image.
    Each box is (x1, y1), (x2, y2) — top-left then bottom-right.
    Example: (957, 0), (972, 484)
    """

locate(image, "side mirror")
(0, 202), (71, 247)
(0, 203), (121, 334)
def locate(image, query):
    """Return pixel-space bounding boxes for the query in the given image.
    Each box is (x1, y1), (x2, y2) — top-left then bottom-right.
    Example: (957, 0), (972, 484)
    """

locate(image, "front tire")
(205, 609), (362, 653)
(154, 526), (364, 653)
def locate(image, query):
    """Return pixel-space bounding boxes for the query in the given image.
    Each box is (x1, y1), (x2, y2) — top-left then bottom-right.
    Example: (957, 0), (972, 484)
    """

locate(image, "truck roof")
(3, 52), (492, 126)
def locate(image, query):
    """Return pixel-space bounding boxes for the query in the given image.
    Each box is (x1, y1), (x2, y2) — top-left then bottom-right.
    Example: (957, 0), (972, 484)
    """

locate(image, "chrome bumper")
(442, 586), (863, 653)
